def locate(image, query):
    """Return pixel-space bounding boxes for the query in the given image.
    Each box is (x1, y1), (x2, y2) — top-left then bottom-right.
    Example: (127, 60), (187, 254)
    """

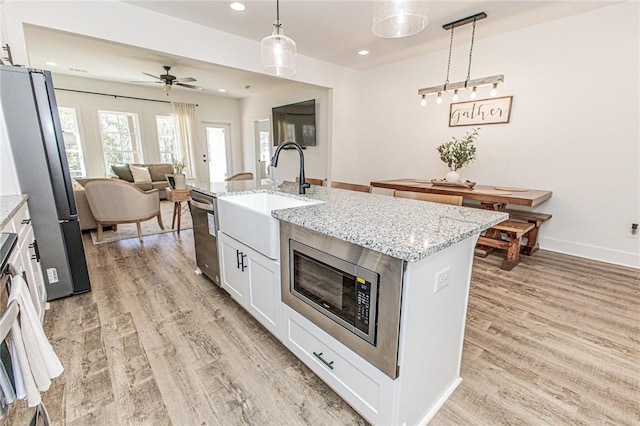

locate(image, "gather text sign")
(449, 96), (513, 127)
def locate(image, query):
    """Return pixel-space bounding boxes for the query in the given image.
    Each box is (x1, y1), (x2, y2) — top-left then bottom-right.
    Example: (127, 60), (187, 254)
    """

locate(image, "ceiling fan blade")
(142, 72), (163, 80)
(176, 82), (204, 90)
(175, 77), (196, 83)
(129, 80), (163, 84)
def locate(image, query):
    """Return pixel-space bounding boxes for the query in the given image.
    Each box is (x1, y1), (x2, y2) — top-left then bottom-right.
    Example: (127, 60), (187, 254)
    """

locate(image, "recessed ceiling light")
(218, 89), (226, 93)
(358, 50), (370, 56)
(230, 2), (245, 11)
(45, 61), (58, 66)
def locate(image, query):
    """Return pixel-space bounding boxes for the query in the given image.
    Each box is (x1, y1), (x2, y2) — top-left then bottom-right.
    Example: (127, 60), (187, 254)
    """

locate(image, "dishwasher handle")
(190, 200), (214, 212)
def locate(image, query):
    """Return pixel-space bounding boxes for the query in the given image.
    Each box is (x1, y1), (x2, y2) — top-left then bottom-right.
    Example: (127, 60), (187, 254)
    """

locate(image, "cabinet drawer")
(284, 307), (393, 422)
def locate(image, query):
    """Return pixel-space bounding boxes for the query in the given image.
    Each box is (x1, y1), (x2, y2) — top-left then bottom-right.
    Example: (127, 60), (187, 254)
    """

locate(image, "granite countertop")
(0, 195), (28, 230)
(188, 180), (507, 263)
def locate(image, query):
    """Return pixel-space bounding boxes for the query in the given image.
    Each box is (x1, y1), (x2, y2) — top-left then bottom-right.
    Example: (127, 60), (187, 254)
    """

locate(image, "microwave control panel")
(355, 278), (371, 333)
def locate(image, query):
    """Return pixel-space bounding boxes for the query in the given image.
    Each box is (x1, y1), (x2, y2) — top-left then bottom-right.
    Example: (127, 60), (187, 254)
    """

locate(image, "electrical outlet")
(435, 266), (451, 293)
(628, 223), (639, 239)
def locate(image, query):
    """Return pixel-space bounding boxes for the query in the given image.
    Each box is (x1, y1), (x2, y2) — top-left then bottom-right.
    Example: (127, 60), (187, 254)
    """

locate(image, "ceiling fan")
(131, 65), (203, 93)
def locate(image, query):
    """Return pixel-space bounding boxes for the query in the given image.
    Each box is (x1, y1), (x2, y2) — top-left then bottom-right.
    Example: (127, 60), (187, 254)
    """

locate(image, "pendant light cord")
(444, 26), (454, 88)
(465, 19), (477, 84)
(274, 0), (282, 34)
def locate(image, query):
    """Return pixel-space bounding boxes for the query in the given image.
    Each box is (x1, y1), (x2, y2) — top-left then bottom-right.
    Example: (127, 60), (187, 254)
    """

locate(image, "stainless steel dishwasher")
(189, 190), (221, 287)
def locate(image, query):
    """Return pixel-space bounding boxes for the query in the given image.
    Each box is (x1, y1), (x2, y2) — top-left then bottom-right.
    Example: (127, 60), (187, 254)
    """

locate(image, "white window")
(98, 111), (143, 170)
(58, 106), (86, 178)
(156, 115), (179, 163)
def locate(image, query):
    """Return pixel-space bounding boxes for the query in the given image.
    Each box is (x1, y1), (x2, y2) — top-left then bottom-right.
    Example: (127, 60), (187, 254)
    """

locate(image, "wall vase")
(445, 169), (460, 183)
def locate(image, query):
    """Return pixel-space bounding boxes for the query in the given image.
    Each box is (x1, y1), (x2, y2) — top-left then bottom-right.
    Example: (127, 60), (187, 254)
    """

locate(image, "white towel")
(9, 322), (40, 406)
(7, 276), (63, 407)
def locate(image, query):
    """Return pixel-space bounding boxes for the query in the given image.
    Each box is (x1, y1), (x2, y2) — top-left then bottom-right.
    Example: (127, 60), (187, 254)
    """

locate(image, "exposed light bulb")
(420, 94), (426, 107)
(436, 92), (443, 104)
(452, 89), (459, 102)
(490, 83), (498, 97)
(470, 87), (477, 100)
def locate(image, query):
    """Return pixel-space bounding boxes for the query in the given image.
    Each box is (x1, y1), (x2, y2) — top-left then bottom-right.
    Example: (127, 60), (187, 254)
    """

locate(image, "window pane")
(156, 115), (178, 164)
(98, 111), (142, 172)
(58, 106), (86, 178)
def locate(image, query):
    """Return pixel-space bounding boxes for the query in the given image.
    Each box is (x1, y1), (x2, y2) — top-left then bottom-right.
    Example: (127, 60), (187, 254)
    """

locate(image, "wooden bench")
(476, 220), (535, 271)
(464, 203), (553, 256)
(504, 210), (552, 255)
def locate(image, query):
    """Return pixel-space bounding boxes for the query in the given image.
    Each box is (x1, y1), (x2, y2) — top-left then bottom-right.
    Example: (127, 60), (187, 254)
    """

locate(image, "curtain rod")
(55, 88), (199, 106)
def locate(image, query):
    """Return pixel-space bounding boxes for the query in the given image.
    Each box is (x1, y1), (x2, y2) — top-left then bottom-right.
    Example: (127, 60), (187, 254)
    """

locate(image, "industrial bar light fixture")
(418, 12), (503, 105)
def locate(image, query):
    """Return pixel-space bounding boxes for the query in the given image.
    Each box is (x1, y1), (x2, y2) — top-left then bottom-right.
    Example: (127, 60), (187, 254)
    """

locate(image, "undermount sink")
(217, 192), (322, 259)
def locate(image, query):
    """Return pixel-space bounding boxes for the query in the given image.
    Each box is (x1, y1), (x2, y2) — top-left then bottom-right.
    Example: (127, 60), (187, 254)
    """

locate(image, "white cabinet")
(219, 232), (281, 338)
(1, 201), (47, 321)
(219, 233), (247, 304)
(282, 304), (395, 425)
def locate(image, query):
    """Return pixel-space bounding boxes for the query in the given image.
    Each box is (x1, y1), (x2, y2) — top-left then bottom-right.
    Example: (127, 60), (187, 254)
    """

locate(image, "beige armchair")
(83, 178), (164, 243)
(226, 172), (254, 181)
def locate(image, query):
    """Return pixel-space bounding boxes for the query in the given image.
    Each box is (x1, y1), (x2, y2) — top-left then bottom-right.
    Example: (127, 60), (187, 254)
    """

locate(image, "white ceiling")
(24, 1), (617, 98)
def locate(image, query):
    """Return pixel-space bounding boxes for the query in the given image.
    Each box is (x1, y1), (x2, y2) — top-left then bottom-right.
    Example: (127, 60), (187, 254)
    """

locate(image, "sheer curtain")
(171, 102), (199, 180)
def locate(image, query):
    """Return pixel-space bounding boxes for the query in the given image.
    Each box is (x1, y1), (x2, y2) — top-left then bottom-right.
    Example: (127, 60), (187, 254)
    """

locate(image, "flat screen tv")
(272, 99), (316, 147)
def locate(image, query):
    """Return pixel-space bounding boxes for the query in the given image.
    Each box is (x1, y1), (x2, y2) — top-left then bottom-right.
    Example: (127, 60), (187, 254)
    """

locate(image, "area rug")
(90, 200), (193, 244)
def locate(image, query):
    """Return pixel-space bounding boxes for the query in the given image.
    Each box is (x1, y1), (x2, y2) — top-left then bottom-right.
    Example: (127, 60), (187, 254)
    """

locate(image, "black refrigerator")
(0, 65), (91, 300)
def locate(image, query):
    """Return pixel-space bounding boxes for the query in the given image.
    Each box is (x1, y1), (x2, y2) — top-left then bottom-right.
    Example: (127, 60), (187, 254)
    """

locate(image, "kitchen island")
(188, 180), (506, 425)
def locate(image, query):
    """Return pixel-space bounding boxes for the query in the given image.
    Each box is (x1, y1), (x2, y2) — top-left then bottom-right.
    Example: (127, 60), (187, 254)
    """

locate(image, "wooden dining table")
(370, 179), (553, 269)
(369, 179), (552, 211)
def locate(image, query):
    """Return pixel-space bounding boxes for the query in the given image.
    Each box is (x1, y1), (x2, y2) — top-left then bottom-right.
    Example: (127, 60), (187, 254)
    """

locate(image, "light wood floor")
(2, 230), (638, 425)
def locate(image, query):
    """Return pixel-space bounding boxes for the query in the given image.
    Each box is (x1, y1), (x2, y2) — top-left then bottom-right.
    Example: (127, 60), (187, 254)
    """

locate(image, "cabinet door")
(246, 251), (281, 338)
(219, 232), (247, 305)
(23, 227), (47, 318)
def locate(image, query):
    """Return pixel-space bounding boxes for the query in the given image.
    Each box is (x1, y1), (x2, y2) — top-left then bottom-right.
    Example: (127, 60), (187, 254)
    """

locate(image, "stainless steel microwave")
(280, 222), (405, 379)
(290, 239), (379, 345)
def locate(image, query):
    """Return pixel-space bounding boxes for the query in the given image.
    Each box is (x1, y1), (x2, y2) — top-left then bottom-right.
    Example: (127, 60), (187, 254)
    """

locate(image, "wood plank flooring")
(2, 230), (638, 425)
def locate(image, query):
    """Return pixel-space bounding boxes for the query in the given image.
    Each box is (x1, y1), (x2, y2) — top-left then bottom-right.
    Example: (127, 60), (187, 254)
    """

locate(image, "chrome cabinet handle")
(313, 351), (334, 370)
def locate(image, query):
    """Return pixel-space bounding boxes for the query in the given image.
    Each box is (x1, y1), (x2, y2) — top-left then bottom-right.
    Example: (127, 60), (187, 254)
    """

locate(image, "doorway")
(254, 118), (271, 180)
(202, 123), (231, 183)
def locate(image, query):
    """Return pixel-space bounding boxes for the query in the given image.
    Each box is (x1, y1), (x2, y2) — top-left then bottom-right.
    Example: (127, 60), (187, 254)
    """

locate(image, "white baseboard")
(417, 377), (462, 426)
(540, 236), (640, 269)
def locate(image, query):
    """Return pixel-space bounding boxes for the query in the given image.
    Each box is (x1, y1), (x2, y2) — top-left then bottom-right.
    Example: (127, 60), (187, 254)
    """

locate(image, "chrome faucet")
(270, 141), (310, 194)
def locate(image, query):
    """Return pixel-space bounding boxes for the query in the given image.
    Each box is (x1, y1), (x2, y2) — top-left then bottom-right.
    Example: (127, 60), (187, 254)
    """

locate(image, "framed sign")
(449, 96), (513, 127)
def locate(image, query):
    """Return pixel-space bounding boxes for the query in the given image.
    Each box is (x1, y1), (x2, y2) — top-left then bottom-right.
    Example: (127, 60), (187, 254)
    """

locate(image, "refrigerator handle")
(31, 70), (78, 220)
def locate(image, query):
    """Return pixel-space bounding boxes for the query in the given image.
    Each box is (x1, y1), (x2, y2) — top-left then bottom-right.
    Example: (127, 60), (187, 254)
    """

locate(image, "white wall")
(357, 2), (639, 267)
(240, 84), (330, 182)
(51, 74), (242, 180)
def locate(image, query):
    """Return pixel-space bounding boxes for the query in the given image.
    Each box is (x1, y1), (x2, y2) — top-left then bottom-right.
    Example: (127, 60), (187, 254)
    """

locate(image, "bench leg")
(521, 224), (540, 256)
(501, 232), (522, 271)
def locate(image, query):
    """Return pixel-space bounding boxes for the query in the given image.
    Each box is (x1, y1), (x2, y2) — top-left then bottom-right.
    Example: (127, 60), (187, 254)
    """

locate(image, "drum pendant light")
(372, 1), (428, 38)
(261, 0), (297, 76)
